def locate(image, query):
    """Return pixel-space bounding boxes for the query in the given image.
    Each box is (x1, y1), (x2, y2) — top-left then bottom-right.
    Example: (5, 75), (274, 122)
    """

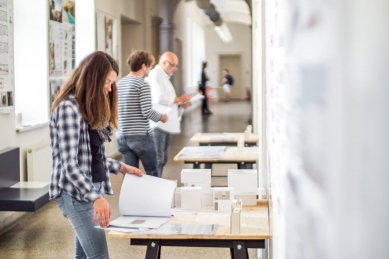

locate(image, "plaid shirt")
(49, 96), (121, 202)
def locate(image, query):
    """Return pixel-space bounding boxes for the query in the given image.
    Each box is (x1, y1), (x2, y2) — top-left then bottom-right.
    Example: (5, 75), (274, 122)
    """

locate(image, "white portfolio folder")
(110, 174), (176, 229)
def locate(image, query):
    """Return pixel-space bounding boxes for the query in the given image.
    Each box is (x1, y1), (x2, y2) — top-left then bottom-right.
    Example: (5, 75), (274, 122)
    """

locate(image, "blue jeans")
(56, 183), (109, 259)
(152, 127), (171, 177)
(117, 133), (159, 177)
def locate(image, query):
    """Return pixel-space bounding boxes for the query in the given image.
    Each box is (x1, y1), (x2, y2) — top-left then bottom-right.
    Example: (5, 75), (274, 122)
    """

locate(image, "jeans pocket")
(128, 137), (147, 155)
(117, 135), (126, 153)
(56, 195), (68, 218)
(148, 134), (155, 144)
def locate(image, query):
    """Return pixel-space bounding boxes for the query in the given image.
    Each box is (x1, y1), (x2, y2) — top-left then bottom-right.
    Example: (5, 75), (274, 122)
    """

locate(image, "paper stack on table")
(97, 174), (176, 232)
(133, 223), (218, 235)
(209, 136), (235, 141)
(178, 146), (227, 159)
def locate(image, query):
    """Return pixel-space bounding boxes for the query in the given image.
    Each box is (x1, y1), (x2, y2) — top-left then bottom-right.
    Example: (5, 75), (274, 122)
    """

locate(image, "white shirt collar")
(155, 65), (171, 79)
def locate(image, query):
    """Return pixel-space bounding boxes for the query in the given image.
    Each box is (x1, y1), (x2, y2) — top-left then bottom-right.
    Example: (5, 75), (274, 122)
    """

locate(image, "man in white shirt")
(145, 51), (191, 177)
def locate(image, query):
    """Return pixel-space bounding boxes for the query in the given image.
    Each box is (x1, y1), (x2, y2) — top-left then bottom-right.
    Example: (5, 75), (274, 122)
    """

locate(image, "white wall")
(95, 0), (145, 77)
(174, 1), (207, 92)
(121, 22), (143, 75)
(76, 0), (95, 65)
(14, 0), (49, 123)
(204, 22), (252, 100)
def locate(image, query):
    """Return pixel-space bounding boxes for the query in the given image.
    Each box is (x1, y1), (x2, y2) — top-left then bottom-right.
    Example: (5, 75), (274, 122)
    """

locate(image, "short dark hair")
(127, 50), (155, 72)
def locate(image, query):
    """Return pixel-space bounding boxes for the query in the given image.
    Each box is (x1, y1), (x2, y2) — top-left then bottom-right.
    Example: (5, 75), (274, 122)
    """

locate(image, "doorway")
(120, 16), (142, 77)
(219, 55), (242, 100)
(173, 38), (183, 95)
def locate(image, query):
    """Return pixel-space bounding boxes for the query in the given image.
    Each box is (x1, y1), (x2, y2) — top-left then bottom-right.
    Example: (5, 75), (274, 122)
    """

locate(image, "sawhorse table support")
(131, 239), (265, 259)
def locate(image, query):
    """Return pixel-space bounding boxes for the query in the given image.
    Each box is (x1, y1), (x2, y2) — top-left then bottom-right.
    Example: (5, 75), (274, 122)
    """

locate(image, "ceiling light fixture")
(214, 22), (232, 43)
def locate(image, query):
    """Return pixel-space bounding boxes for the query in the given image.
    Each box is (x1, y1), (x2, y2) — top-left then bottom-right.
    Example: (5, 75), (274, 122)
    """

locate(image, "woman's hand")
(119, 163), (143, 177)
(93, 196), (111, 228)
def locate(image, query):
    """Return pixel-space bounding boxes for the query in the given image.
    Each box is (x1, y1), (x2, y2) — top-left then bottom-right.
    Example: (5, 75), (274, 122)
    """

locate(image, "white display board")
(48, 0), (75, 103)
(263, 0), (389, 258)
(264, 0), (287, 257)
(0, 0), (14, 114)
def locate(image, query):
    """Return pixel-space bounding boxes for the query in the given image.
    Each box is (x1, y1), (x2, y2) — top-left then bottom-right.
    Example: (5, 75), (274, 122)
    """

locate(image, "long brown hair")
(51, 51), (119, 129)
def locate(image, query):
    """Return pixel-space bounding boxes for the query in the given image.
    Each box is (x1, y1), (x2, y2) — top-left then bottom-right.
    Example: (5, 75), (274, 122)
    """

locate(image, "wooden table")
(173, 146), (259, 170)
(108, 200), (270, 259)
(189, 133), (258, 147)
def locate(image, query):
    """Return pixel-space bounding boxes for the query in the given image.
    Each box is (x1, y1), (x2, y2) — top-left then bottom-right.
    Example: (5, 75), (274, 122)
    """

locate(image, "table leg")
(145, 240), (160, 259)
(204, 163), (213, 170)
(237, 162), (254, 169)
(230, 241), (249, 259)
(246, 163), (253, 169)
(193, 162), (201, 169)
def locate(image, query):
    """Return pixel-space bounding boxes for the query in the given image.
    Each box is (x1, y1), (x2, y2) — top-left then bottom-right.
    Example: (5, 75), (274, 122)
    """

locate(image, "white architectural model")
(181, 169), (212, 206)
(213, 187), (234, 211)
(230, 199), (242, 234)
(228, 169), (257, 205)
(181, 187), (202, 210)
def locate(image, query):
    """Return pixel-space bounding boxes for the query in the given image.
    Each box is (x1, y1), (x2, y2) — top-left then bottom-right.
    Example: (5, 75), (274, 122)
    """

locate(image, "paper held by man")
(98, 174), (176, 231)
(178, 93), (204, 104)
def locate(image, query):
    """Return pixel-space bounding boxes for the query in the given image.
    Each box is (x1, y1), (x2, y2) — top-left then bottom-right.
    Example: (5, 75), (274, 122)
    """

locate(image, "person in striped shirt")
(117, 50), (168, 177)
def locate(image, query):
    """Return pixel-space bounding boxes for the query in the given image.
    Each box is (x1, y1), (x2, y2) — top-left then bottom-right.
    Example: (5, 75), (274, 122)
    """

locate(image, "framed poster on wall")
(96, 10), (117, 59)
(0, 0), (14, 114)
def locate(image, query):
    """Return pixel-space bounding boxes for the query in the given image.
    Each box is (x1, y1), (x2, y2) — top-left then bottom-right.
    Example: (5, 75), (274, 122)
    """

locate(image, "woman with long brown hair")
(49, 51), (143, 258)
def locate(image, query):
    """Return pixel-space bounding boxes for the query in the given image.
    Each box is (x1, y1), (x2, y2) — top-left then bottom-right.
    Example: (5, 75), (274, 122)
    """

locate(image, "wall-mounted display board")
(262, 0), (389, 258)
(264, 0), (287, 257)
(96, 10), (117, 59)
(265, 0), (336, 257)
(48, 0), (75, 103)
(0, 0), (14, 114)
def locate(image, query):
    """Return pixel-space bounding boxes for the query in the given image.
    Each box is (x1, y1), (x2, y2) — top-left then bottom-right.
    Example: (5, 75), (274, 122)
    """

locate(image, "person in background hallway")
(221, 69), (234, 102)
(145, 51), (191, 177)
(116, 50), (168, 177)
(200, 61), (212, 114)
(49, 51), (143, 259)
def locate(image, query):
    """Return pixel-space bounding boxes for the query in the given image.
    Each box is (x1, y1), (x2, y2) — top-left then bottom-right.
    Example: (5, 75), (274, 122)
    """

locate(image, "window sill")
(15, 122), (49, 133)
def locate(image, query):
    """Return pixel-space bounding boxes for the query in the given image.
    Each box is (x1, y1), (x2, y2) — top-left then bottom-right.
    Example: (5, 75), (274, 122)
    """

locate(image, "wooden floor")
(0, 101), (259, 259)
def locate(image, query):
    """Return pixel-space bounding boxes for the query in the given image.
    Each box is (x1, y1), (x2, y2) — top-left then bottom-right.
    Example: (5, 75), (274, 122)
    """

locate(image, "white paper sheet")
(178, 146), (227, 158)
(209, 136), (235, 141)
(119, 174), (176, 217)
(95, 225), (150, 233)
(189, 93), (204, 102)
(134, 224), (217, 235)
(178, 93), (204, 105)
(109, 216), (170, 229)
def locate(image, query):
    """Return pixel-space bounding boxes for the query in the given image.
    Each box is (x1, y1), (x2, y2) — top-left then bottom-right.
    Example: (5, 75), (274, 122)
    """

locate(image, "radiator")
(27, 141), (52, 182)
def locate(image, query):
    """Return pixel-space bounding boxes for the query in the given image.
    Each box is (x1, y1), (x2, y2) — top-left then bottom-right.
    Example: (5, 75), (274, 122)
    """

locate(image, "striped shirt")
(117, 76), (161, 135)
